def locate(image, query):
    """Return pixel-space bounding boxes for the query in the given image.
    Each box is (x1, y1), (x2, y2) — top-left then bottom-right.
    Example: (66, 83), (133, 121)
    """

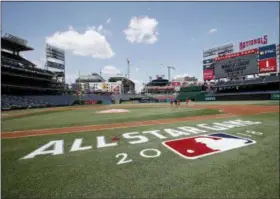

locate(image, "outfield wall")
(205, 91), (279, 101)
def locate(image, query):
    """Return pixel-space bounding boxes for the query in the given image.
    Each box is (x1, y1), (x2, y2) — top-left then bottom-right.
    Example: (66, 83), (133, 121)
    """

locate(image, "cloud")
(65, 73), (78, 84)
(101, 65), (120, 75)
(46, 26), (115, 59)
(135, 67), (139, 72)
(131, 79), (144, 93)
(97, 25), (103, 32)
(173, 73), (191, 80)
(106, 18), (111, 24)
(124, 16), (159, 44)
(208, 28), (217, 34)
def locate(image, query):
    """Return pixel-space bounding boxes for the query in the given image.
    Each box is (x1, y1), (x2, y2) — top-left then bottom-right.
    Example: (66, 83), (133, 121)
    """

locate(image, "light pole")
(161, 64), (176, 81)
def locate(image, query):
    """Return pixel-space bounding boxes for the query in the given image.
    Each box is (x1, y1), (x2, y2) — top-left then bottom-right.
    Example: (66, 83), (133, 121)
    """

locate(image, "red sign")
(259, 57), (277, 73)
(203, 69), (214, 80)
(239, 35), (268, 51)
(171, 82), (181, 87)
(215, 48), (258, 61)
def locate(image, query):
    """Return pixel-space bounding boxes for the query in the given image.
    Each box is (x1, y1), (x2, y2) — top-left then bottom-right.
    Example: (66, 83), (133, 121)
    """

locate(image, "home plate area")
(96, 109), (130, 113)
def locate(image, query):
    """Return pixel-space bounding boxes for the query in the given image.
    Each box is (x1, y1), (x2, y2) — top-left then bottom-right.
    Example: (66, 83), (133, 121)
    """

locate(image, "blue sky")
(2, 2), (279, 91)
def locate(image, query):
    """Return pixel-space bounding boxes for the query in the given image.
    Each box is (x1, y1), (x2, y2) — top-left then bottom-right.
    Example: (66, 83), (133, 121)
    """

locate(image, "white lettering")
(178, 126), (207, 134)
(21, 140), (64, 160)
(236, 119), (261, 125)
(116, 153), (132, 165)
(221, 120), (248, 127)
(140, 149), (161, 158)
(97, 136), (118, 148)
(142, 130), (167, 139)
(70, 138), (92, 152)
(212, 122), (237, 129)
(122, 132), (149, 144)
(164, 128), (190, 137)
(197, 123), (229, 131)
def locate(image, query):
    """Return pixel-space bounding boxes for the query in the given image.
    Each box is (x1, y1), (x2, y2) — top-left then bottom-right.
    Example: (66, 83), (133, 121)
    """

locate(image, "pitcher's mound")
(97, 109), (130, 114)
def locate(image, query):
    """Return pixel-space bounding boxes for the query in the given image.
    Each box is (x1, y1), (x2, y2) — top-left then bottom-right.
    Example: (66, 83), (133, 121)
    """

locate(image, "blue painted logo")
(259, 44), (276, 60)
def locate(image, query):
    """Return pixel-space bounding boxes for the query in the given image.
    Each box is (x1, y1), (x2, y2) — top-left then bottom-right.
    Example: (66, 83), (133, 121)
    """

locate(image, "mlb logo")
(162, 133), (256, 159)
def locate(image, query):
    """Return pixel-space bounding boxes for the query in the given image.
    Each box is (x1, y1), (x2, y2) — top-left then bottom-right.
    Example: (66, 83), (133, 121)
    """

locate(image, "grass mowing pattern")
(1, 112), (279, 199)
(2, 108), (220, 132)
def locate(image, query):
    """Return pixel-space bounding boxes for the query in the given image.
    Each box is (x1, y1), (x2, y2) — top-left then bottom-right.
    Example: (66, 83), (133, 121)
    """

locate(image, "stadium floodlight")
(161, 64), (176, 81)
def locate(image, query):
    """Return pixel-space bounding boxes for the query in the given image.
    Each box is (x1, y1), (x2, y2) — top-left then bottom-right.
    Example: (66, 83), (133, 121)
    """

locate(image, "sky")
(2, 2), (279, 91)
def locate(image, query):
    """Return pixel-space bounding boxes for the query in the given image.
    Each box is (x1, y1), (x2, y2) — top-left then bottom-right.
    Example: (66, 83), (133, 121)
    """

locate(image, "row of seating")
(1, 94), (115, 110)
(213, 75), (279, 88)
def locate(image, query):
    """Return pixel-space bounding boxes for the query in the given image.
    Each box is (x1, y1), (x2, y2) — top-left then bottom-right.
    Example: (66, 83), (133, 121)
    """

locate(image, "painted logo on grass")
(162, 133), (256, 159)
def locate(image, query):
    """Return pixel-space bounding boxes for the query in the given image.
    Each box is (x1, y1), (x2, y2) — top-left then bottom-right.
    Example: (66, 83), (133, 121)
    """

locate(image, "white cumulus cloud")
(46, 26), (115, 59)
(173, 74), (191, 80)
(208, 28), (217, 34)
(124, 16), (159, 44)
(101, 65), (120, 75)
(131, 79), (144, 93)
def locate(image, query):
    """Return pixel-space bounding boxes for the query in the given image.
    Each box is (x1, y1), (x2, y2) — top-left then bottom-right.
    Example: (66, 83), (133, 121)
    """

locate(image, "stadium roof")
(1, 34), (34, 52)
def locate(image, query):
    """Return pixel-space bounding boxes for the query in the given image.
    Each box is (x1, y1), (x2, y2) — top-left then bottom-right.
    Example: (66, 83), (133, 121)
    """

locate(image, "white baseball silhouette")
(194, 137), (248, 151)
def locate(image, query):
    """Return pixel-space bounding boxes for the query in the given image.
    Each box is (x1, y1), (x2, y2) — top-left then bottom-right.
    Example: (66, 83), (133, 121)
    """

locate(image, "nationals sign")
(239, 35), (268, 51)
(259, 58), (277, 73)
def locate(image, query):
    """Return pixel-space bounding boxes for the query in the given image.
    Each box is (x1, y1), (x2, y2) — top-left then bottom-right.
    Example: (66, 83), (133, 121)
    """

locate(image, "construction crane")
(161, 64), (175, 81)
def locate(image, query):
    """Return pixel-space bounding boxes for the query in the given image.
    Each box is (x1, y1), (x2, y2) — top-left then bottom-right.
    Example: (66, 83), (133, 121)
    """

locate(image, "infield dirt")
(1, 104), (278, 139)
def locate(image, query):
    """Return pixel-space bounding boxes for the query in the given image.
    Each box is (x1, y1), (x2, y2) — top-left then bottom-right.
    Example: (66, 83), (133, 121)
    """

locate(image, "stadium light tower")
(161, 64), (175, 81)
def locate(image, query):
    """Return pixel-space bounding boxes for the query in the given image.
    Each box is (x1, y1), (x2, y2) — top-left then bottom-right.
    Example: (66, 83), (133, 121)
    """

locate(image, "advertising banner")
(259, 57), (277, 73)
(203, 58), (214, 65)
(239, 35), (268, 51)
(203, 43), (234, 58)
(258, 44), (276, 60)
(271, 93), (280, 100)
(203, 69), (214, 80)
(203, 58), (214, 70)
(217, 49), (234, 56)
(205, 96), (216, 101)
(215, 49), (258, 61)
(171, 82), (181, 87)
(203, 63), (214, 70)
(214, 54), (258, 78)
(45, 61), (65, 70)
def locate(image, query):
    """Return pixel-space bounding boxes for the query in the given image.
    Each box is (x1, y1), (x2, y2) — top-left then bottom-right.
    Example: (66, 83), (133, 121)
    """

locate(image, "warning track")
(1, 104), (279, 139)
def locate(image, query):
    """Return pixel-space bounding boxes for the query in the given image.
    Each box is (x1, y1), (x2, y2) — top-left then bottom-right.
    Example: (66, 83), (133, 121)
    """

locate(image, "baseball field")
(1, 101), (279, 199)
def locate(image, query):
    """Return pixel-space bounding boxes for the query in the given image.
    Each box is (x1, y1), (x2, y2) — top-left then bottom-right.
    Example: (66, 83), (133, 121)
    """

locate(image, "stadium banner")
(258, 44), (277, 60)
(214, 54), (258, 78)
(203, 58), (214, 65)
(205, 96), (216, 101)
(259, 57), (277, 73)
(271, 93), (280, 100)
(215, 49), (258, 61)
(217, 48), (234, 56)
(203, 63), (214, 70)
(203, 69), (214, 80)
(203, 43), (234, 58)
(171, 82), (181, 87)
(239, 35), (268, 51)
(45, 61), (65, 69)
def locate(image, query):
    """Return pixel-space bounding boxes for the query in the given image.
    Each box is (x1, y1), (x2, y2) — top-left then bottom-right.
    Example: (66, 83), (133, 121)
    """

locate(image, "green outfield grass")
(1, 110), (279, 199)
(2, 107), (220, 132)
